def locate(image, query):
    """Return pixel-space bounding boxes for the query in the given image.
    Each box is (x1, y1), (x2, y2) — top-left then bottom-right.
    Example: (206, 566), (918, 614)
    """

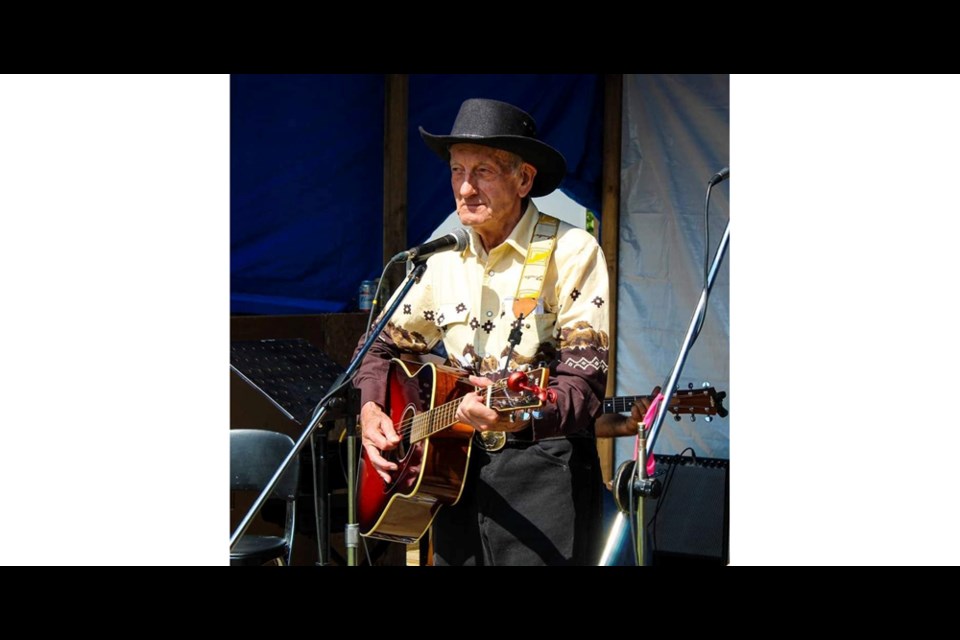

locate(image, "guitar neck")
(602, 387), (725, 419)
(411, 399), (460, 443)
(603, 395), (649, 415)
(408, 367), (551, 443)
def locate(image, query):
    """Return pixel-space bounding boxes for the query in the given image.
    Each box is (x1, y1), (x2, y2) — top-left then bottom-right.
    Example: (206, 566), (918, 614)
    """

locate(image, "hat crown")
(449, 99), (538, 140)
(418, 98), (566, 197)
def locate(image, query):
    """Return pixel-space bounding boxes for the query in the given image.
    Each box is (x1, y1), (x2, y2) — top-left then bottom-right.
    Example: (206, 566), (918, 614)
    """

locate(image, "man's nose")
(459, 175), (478, 197)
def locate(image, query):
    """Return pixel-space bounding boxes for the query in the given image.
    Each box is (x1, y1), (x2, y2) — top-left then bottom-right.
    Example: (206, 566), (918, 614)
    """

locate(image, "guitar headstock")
(669, 387), (728, 419)
(484, 367), (552, 413)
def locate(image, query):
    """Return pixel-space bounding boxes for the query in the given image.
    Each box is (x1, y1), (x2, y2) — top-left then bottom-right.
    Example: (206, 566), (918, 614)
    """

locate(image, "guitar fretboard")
(404, 368), (549, 442)
(603, 396), (647, 415)
(410, 399), (460, 443)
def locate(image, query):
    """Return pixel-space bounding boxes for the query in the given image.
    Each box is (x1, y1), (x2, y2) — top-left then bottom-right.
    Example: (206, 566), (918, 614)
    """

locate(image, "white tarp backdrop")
(615, 74), (730, 464)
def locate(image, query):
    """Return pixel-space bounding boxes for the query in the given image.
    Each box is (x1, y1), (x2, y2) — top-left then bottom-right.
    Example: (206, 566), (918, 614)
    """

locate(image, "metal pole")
(600, 220), (730, 566)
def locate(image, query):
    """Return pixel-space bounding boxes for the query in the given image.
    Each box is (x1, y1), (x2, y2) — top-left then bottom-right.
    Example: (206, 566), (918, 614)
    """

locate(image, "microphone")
(708, 167), (729, 186)
(392, 228), (470, 263)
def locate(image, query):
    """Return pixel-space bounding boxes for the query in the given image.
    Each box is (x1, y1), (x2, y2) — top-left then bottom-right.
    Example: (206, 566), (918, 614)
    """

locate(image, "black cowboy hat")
(419, 98), (567, 198)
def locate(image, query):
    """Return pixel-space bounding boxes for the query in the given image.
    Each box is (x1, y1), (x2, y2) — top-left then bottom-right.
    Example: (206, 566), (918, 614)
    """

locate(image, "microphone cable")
(692, 168), (729, 341)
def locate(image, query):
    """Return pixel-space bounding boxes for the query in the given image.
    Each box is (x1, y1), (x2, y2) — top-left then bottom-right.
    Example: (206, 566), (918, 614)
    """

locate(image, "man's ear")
(517, 163), (537, 198)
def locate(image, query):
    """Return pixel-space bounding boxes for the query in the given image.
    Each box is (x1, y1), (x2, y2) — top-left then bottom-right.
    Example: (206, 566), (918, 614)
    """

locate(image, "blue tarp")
(231, 74), (604, 315)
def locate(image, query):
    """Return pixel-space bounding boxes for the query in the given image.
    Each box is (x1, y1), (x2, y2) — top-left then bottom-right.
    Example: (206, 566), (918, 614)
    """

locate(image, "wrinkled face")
(449, 144), (535, 236)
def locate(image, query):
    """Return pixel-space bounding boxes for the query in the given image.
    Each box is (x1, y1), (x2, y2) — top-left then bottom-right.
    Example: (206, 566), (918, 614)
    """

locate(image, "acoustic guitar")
(358, 359), (551, 544)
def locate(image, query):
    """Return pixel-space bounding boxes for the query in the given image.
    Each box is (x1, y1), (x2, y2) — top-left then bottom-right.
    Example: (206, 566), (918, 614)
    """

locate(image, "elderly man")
(353, 98), (609, 565)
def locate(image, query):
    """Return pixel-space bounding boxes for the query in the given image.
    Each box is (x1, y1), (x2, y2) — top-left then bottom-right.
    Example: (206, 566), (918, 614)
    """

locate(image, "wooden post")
(383, 74), (408, 295)
(381, 74), (410, 566)
(598, 74), (622, 489)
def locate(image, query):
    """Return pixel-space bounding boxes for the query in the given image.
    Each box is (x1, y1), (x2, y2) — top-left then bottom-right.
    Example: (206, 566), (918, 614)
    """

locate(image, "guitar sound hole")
(395, 404), (415, 459)
(380, 404), (423, 494)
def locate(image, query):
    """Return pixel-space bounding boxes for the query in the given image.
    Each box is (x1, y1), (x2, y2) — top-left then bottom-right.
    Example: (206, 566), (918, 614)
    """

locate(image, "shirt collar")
(466, 200), (540, 260)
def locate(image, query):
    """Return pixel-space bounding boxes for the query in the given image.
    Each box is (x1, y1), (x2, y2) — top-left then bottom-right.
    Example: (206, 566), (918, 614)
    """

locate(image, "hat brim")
(419, 127), (567, 198)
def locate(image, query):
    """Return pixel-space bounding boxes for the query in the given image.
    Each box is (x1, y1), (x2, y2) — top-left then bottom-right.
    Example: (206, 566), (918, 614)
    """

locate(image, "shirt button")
(486, 311), (493, 317)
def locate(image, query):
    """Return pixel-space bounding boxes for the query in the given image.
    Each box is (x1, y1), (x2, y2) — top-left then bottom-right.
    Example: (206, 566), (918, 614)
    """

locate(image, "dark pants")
(433, 436), (603, 566)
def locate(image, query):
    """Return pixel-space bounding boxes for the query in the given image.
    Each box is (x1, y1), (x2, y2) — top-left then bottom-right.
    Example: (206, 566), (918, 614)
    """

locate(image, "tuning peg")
(673, 414), (681, 422)
(702, 381), (711, 388)
(690, 415), (696, 422)
(687, 382), (694, 390)
(506, 370), (556, 404)
(704, 415), (712, 423)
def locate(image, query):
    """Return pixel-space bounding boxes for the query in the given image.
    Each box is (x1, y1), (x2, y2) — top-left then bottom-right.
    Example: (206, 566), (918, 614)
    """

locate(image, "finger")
(469, 375), (492, 388)
(362, 425), (391, 450)
(467, 405), (500, 427)
(380, 415), (401, 445)
(455, 396), (472, 423)
(361, 402), (400, 444)
(362, 414), (401, 448)
(474, 409), (520, 433)
(364, 442), (399, 474)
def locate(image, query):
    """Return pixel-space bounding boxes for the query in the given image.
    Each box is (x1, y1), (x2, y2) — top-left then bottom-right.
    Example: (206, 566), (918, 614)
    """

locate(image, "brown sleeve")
(350, 276), (441, 410)
(350, 329), (401, 410)
(529, 342), (608, 439)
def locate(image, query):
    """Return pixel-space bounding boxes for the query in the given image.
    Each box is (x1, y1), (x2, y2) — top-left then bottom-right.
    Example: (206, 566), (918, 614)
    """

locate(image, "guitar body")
(358, 359), (476, 543)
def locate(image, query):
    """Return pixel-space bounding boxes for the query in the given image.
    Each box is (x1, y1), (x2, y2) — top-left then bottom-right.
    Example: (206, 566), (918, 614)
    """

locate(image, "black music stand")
(231, 338), (346, 565)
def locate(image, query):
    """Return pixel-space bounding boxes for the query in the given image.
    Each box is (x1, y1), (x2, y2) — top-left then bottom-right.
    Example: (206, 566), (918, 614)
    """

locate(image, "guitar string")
(606, 393), (715, 413)
(359, 374), (723, 440)
(355, 380), (539, 441)
(364, 390), (719, 440)
(391, 376), (557, 439)
(389, 390), (532, 440)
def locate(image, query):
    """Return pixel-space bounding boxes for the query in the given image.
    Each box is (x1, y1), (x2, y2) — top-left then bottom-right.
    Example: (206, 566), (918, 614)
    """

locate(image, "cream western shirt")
(355, 202), (610, 438)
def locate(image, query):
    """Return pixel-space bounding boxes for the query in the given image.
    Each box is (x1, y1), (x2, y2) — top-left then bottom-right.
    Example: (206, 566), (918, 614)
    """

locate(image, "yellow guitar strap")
(478, 213), (560, 453)
(513, 213), (559, 319)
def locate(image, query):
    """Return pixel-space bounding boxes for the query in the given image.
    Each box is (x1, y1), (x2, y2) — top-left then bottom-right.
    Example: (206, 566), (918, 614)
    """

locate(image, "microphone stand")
(600, 220), (730, 565)
(230, 259), (430, 566)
